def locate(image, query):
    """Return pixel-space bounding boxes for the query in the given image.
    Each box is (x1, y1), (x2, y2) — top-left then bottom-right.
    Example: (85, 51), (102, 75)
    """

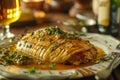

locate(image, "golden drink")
(0, 0), (21, 26)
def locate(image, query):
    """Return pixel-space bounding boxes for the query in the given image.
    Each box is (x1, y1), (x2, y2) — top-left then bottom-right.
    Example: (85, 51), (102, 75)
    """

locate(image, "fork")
(95, 44), (120, 80)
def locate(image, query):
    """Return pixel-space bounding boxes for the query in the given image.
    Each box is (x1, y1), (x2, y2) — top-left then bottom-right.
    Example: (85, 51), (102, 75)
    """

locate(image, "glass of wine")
(0, 0), (21, 40)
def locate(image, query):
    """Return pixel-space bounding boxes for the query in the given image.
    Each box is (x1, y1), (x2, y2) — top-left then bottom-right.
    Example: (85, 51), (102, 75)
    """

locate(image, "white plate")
(0, 33), (119, 80)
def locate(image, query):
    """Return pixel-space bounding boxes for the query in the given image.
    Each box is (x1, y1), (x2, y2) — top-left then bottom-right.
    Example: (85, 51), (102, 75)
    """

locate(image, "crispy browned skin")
(16, 27), (98, 65)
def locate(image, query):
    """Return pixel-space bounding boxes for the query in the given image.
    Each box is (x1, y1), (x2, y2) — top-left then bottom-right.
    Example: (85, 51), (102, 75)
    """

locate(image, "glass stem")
(3, 25), (10, 37)
(1, 25), (14, 40)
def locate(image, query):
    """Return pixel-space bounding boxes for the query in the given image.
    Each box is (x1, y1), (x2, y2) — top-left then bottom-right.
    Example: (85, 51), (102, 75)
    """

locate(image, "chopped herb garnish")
(0, 45), (34, 65)
(27, 31), (34, 36)
(44, 27), (65, 35)
(39, 35), (45, 40)
(48, 27), (54, 34)
(55, 27), (64, 35)
(37, 61), (42, 65)
(9, 37), (15, 42)
(0, 62), (3, 65)
(45, 26), (55, 35)
(27, 32), (34, 36)
(104, 40), (108, 44)
(48, 70), (52, 74)
(101, 54), (112, 61)
(49, 63), (56, 70)
(50, 43), (59, 52)
(28, 67), (36, 74)
(3, 56), (11, 64)
(109, 44), (112, 47)
(31, 32), (34, 35)
(19, 43), (22, 47)
(71, 31), (79, 35)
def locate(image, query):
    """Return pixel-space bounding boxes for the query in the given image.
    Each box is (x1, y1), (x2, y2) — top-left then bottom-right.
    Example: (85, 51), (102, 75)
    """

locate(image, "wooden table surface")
(0, 13), (120, 80)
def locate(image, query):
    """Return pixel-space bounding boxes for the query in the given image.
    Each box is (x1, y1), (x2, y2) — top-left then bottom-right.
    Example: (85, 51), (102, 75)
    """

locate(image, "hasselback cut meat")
(16, 27), (98, 65)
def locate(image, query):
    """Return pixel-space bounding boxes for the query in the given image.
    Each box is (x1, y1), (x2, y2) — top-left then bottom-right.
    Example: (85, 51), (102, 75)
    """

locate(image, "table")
(1, 13), (120, 80)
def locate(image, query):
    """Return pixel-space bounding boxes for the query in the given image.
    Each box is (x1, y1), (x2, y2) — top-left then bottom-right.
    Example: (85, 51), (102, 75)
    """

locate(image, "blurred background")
(9, 0), (120, 37)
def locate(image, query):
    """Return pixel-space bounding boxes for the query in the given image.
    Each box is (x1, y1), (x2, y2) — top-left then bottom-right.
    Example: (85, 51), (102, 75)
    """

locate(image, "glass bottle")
(97, 0), (110, 34)
(98, 0), (119, 37)
(108, 0), (119, 36)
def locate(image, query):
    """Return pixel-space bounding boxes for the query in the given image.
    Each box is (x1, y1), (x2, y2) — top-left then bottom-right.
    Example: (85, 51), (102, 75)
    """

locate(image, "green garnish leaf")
(10, 37), (15, 42)
(27, 32), (34, 36)
(104, 40), (108, 44)
(55, 27), (64, 35)
(37, 61), (42, 65)
(3, 56), (11, 64)
(49, 63), (56, 70)
(39, 35), (45, 40)
(28, 67), (37, 74)
(50, 43), (59, 52)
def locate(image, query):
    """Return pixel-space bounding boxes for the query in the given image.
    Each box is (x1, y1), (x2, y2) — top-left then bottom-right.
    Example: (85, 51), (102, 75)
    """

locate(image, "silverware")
(95, 44), (120, 80)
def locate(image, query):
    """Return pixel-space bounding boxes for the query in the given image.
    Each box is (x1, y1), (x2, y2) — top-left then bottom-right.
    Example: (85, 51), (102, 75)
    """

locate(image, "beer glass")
(0, 0), (21, 40)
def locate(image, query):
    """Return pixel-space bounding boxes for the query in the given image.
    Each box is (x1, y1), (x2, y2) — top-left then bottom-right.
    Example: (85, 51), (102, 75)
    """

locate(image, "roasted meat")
(16, 27), (98, 65)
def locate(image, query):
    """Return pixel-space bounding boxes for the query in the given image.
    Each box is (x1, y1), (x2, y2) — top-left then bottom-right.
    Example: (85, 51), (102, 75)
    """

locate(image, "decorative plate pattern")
(0, 33), (119, 80)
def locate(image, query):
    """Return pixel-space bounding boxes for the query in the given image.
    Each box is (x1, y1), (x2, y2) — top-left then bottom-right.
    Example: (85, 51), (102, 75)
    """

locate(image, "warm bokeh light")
(6, 8), (20, 19)
(23, 0), (44, 2)
(34, 11), (46, 18)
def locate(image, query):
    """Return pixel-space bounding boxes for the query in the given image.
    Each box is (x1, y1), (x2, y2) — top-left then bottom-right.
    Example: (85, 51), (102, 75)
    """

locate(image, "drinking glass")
(0, 0), (21, 40)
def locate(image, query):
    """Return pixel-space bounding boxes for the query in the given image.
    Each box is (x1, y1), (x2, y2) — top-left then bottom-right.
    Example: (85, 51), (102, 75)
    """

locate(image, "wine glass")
(0, 0), (21, 40)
